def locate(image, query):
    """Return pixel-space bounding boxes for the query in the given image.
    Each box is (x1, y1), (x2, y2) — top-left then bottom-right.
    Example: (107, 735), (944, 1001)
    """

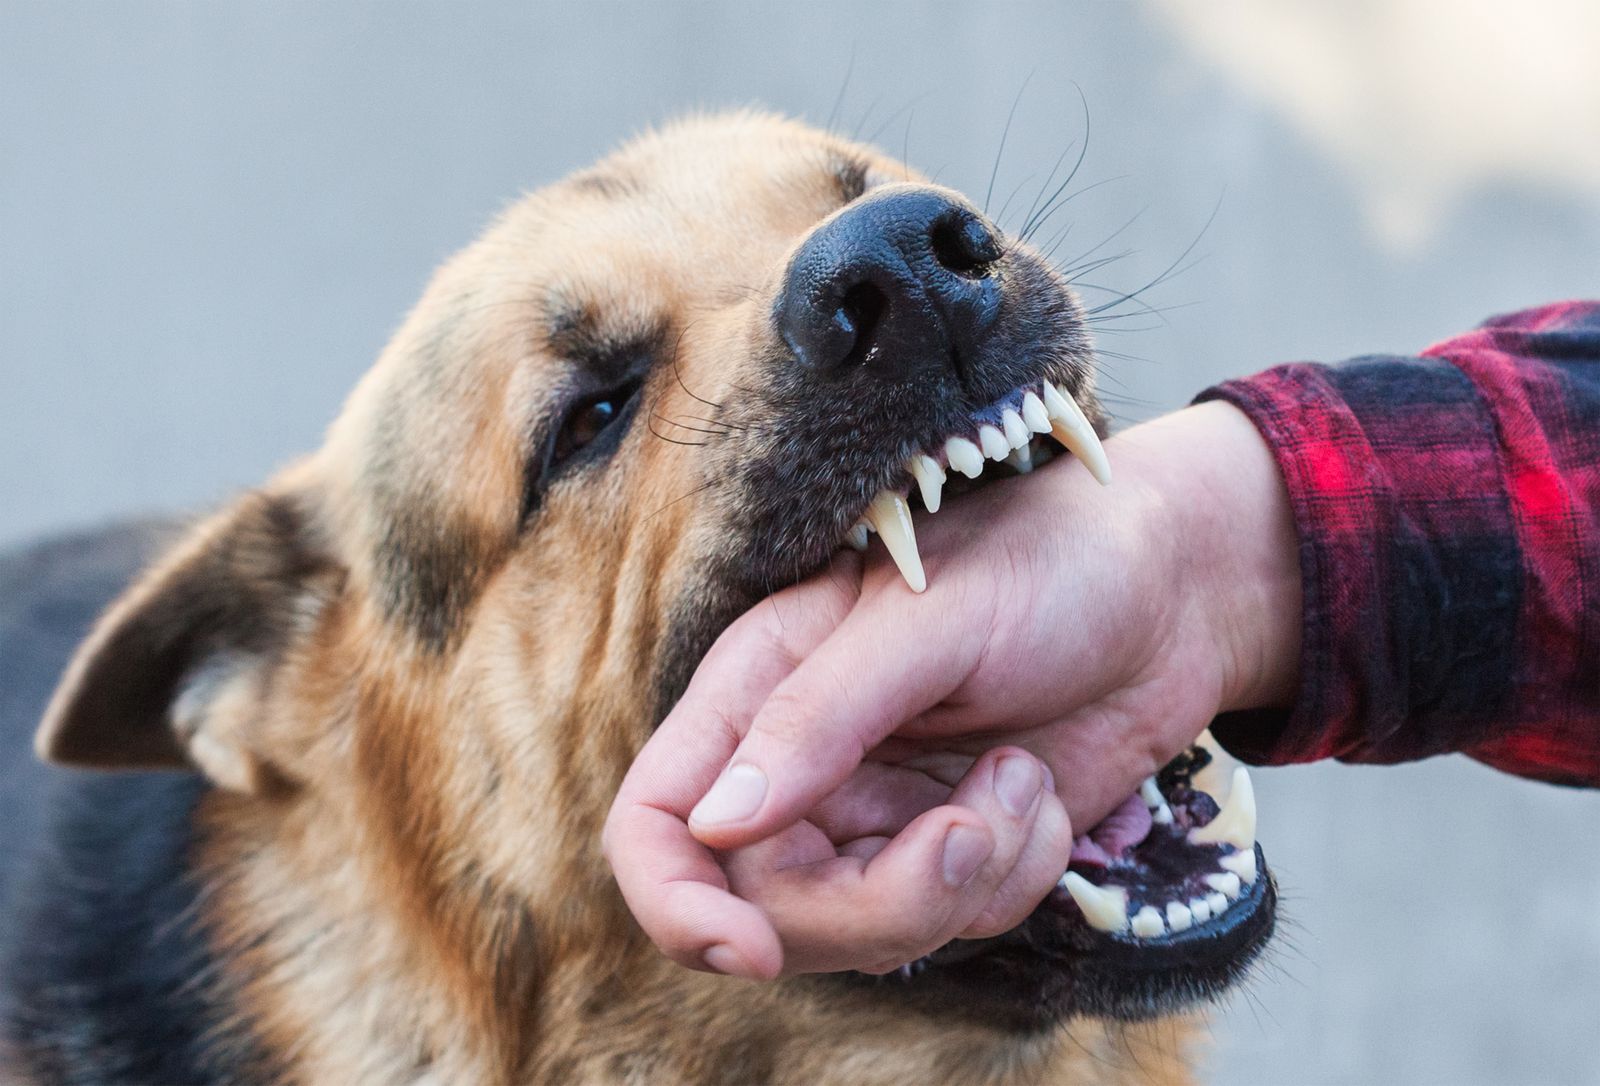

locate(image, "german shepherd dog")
(0, 113), (1274, 1084)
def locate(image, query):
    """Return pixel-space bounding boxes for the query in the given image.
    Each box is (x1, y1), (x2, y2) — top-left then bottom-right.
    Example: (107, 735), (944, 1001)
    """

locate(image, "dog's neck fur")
(197, 702), (1194, 1085)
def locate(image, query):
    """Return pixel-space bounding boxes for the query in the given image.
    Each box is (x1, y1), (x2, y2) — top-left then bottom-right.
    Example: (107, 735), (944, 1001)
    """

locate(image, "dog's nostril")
(835, 281), (887, 369)
(930, 212), (1000, 278)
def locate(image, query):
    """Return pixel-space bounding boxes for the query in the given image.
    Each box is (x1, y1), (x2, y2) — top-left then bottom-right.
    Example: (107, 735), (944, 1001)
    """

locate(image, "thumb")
(688, 594), (984, 850)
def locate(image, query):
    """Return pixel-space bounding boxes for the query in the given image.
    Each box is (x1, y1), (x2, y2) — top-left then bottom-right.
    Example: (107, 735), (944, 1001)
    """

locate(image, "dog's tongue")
(1068, 792), (1153, 868)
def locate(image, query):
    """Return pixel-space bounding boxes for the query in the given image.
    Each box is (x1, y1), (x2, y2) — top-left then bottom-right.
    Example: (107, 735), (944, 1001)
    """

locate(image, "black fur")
(0, 522), (268, 1084)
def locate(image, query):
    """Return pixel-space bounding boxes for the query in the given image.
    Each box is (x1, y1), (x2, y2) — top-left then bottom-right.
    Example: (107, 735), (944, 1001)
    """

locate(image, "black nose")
(776, 187), (1003, 380)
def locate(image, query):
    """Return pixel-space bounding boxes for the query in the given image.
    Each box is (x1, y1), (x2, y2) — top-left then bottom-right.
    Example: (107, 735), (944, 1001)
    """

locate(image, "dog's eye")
(550, 381), (643, 468)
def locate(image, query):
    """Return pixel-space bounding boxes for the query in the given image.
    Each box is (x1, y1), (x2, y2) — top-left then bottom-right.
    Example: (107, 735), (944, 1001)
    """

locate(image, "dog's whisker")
(984, 70), (1033, 215)
(649, 412), (729, 439)
(1018, 83), (1093, 241)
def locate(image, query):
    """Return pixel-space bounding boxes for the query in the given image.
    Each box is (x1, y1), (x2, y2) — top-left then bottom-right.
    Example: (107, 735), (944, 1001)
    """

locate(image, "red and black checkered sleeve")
(1196, 301), (1600, 787)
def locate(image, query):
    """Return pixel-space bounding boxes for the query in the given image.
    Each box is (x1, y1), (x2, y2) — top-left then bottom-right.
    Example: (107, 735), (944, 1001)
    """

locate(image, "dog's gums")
(845, 379), (1109, 593)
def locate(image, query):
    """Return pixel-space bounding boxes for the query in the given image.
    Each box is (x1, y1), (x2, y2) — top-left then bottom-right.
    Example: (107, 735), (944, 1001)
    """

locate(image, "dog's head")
(37, 113), (1273, 1079)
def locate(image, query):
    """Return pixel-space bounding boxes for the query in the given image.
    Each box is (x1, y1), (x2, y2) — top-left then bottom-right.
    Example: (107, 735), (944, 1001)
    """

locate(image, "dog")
(0, 112), (1273, 1084)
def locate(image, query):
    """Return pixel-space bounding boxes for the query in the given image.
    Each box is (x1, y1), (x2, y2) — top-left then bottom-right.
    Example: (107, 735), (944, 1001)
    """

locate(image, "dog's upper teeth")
(1060, 872), (1130, 933)
(863, 490), (926, 593)
(1001, 408), (1031, 449)
(1042, 382), (1112, 486)
(1021, 390), (1052, 433)
(909, 454), (945, 513)
(977, 424), (1010, 462)
(1189, 765), (1257, 851)
(852, 383), (1116, 591)
(945, 436), (985, 478)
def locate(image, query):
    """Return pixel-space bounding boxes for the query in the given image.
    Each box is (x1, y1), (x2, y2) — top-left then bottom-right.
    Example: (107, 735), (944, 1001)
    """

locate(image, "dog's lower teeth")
(1189, 766), (1257, 851)
(1219, 846), (1259, 885)
(1140, 775), (1175, 825)
(1130, 906), (1165, 938)
(1061, 872), (1130, 934)
(1054, 756), (1265, 941)
(1206, 871), (1244, 900)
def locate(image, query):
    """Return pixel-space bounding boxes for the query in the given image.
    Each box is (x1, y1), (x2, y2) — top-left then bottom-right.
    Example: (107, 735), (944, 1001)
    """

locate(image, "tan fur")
(41, 113), (1199, 1084)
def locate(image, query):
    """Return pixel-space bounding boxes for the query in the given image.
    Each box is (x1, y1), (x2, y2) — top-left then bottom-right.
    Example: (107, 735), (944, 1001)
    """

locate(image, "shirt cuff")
(1194, 357), (1518, 767)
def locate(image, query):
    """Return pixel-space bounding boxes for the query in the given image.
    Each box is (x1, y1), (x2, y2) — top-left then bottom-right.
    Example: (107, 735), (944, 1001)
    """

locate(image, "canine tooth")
(1188, 897), (1212, 923)
(1219, 847), (1258, 885)
(847, 522), (870, 551)
(1042, 382), (1112, 486)
(1021, 390), (1052, 433)
(1005, 445), (1034, 474)
(1206, 871), (1243, 900)
(1206, 891), (1229, 916)
(910, 454), (945, 513)
(1189, 766), (1256, 851)
(1139, 775), (1175, 825)
(946, 436), (984, 479)
(1191, 728), (1239, 804)
(1130, 906), (1165, 939)
(1001, 409), (1030, 449)
(978, 424), (1010, 461)
(1061, 872), (1129, 934)
(863, 491), (926, 593)
(1166, 902), (1194, 933)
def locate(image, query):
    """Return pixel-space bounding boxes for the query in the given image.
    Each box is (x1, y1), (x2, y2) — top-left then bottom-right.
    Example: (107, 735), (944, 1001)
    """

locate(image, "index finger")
(601, 576), (853, 976)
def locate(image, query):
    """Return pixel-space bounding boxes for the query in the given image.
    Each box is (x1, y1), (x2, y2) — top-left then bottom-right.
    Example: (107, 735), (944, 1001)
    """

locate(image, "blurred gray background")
(3, 2), (1598, 1083)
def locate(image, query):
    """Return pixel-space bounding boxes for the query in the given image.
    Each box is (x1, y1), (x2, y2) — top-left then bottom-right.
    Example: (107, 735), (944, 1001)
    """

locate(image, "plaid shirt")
(1199, 301), (1600, 787)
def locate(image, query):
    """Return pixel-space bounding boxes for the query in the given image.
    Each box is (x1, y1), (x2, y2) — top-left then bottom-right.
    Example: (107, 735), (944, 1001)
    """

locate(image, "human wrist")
(1114, 402), (1302, 714)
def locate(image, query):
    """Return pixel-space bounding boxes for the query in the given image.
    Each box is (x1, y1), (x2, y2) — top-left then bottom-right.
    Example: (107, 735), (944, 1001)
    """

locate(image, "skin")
(604, 399), (1303, 979)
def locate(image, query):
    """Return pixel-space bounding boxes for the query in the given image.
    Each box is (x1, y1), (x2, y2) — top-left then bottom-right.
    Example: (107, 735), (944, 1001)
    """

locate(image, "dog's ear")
(35, 489), (340, 793)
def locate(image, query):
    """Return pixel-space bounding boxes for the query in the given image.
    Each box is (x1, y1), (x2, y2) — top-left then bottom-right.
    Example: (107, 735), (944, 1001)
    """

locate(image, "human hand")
(603, 400), (1300, 979)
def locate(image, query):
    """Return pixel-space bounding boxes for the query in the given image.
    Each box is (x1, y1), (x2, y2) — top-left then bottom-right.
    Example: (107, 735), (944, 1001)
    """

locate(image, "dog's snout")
(776, 188), (1002, 381)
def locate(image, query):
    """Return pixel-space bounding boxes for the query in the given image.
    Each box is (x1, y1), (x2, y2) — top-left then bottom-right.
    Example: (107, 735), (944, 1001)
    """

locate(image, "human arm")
(1203, 300), (1600, 784)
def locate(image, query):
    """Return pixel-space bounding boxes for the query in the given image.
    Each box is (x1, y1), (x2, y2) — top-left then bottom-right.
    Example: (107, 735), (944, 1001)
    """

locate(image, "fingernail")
(941, 825), (991, 887)
(703, 943), (752, 977)
(994, 755), (1041, 818)
(690, 764), (768, 827)
(1041, 763), (1057, 795)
